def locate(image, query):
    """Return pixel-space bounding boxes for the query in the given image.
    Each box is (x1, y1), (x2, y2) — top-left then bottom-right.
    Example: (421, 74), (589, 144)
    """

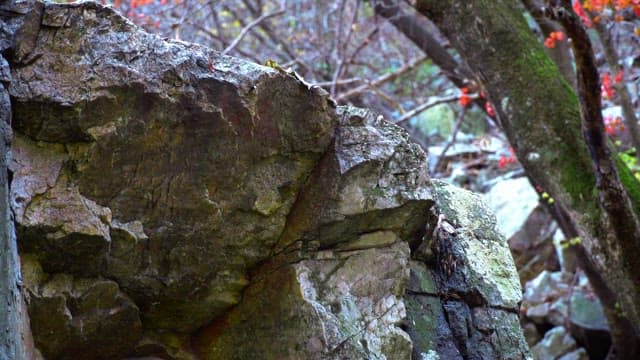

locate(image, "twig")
(330, 0), (362, 97)
(434, 107), (467, 172)
(347, 27), (379, 65)
(564, 270), (581, 331)
(241, 0), (298, 60)
(370, 87), (406, 114)
(594, 20), (640, 162)
(191, 23), (260, 62)
(395, 92), (476, 125)
(335, 54), (427, 102)
(312, 77), (363, 87)
(521, 0), (576, 87)
(375, 0), (494, 118)
(222, 4), (286, 55)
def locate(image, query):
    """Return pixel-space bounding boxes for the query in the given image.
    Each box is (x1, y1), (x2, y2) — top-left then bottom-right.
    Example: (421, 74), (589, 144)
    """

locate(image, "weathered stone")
(406, 182), (531, 360)
(523, 270), (572, 304)
(522, 321), (542, 347)
(409, 103), (455, 139)
(405, 261), (463, 360)
(526, 302), (551, 324)
(276, 106), (433, 252)
(483, 177), (539, 240)
(507, 206), (560, 285)
(432, 180), (523, 308)
(195, 242), (412, 360)
(570, 290), (609, 331)
(9, 1), (336, 335)
(531, 326), (577, 360)
(5, 2), (531, 359)
(22, 256), (142, 359)
(558, 348), (589, 360)
(568, 290), (611, 360)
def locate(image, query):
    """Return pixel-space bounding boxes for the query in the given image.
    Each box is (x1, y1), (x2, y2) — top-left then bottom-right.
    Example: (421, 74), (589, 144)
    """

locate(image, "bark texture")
(415, 0), (640, 356)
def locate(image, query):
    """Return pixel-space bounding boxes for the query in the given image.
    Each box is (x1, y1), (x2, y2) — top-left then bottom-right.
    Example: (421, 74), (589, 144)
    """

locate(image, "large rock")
(405, 180), (530, 360)
(9, 1), (336, 337)
(484, 177), (538, 240)
(21, 254), (142, 360)
(531, 326), (577, 360)
(195, 241), (412, 360)
(5, 2), (530, 359)
(193, 106), (433, 359)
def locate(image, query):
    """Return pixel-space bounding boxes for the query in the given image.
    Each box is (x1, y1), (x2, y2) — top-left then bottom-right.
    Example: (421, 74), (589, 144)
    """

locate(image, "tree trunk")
(415, 0), (640, 357)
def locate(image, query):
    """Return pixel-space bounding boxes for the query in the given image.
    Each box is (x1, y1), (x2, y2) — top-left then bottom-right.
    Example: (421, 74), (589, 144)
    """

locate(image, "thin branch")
(374, 0), (493, 117)
(594, 20), (640, 162)
(313, 77), (363, 87)
(521, 0), (576, 87)
(330, 0), (362, 97)
(242, 0), (298, 60)
(369, 87), (406, 114)
(395, 92), (476, 125)
(191, 23), (261, 62)
(348, 27), (379, 64)
(329, 26), (379, 95)
(434, 107), (467, 173)
(222, 4), (286, 56)
(335, 54), (427, 102)
(555, 1), (640, 354)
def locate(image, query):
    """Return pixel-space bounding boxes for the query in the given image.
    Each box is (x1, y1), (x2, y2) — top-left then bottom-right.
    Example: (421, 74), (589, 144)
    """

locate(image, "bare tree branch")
(222, 3), (286, 55)
(191, 23), (261, 62)
(395, 92), (475, 125)
(554, 1), (640, 353)
(374, 0), (494, 119)
(313, 77), (363, 87)
(241, 0), (298, 60)
(434, 106), (467, 172)
(521, 0), (576, 87)
(330, 0), (362, 96)
(335, 54), (427, 102)
(593, 19), (640, 162)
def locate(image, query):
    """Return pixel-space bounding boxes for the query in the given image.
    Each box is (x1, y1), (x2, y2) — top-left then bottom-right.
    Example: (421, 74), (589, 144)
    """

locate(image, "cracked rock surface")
(5, 2), (530, 359)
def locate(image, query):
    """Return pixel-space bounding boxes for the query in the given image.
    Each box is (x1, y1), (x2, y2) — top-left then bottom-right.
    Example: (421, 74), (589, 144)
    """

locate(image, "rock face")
(5, 2), (530, 359)
(405, 181), (529, 360)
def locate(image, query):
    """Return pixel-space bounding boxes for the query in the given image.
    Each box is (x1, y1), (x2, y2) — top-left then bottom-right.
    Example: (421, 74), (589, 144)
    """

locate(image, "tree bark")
(415, 1), (640, 357)
(521, 0), (576, 88)
(373, 0), (493, 116)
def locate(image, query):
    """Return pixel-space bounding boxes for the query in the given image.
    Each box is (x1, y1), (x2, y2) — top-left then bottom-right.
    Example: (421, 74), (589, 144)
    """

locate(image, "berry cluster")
(458, 88), (496, 118)
(544, 31), (566, 48)
(498, 147), (517, 169)
(604, 115), (625, 135)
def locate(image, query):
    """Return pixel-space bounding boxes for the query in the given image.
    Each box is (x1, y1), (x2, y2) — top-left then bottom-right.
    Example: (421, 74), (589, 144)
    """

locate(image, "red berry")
(485, 102), (496, 117)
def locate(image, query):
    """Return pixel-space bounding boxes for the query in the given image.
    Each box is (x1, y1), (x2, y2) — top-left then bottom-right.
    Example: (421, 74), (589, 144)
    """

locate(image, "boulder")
(5, 2), (531, 359)
(484, 177), (538, 240)
(531, 326), (577, 360)
(404, 181), (529, 360)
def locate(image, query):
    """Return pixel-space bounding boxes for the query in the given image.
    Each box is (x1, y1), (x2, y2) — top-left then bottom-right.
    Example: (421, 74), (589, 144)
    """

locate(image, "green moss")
(514, 47), (560, 82)
(615, 153), (640, 215)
